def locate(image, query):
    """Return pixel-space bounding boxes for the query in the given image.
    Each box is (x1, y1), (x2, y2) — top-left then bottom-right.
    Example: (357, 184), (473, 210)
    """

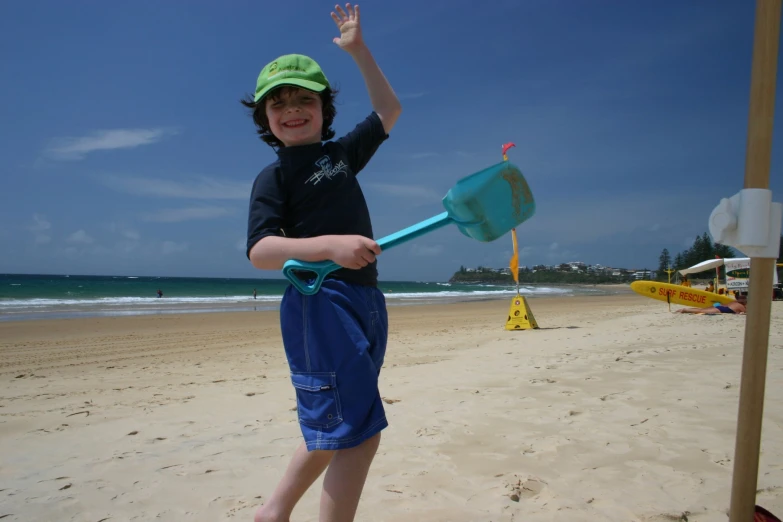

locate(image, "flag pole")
(503, 143), (520, 295)
(728, 1), (781, 520)
(665, 267), (675, 312)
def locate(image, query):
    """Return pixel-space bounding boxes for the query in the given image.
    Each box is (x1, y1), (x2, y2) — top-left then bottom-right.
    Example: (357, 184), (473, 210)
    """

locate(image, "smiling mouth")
(282, 119), (307, 128)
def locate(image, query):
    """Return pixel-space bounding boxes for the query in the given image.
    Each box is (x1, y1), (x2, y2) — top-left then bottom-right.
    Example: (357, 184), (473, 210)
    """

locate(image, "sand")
(1, 294), (783, 521)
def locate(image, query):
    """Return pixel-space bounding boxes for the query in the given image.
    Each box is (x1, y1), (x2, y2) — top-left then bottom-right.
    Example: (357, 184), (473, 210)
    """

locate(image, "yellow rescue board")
(630, 280), (735, 308)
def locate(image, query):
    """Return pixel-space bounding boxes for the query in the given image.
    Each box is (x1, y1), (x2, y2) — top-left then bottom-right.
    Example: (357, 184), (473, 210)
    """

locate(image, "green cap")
(254, 54), (330, 103)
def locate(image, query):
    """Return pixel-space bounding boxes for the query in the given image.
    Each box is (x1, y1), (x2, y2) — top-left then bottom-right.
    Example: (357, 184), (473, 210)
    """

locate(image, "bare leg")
(319, 432), (382, 522)
(676, 307), (719, 314)
(255, 442), (334, 522)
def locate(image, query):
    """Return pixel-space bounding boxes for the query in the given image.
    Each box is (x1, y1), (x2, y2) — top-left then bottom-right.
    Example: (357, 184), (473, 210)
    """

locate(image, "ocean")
(0, 273), (624, 322)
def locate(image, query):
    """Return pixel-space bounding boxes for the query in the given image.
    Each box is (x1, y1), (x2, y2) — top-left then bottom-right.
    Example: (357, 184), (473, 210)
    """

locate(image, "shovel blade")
(442, 161), (536, 242)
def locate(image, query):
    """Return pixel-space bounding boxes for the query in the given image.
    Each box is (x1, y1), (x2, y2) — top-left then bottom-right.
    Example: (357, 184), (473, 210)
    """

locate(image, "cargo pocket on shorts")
(290, 372), (343, 429)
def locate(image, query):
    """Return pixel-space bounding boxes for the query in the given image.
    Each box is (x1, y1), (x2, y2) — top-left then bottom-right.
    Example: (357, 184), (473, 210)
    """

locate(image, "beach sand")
(1, 293), (783, 521)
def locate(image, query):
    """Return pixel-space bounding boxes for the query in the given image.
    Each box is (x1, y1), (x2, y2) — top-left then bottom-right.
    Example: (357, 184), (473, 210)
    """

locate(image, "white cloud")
(236, 238), (247, 252)
(29, 214), (51, 244)
(161, 241), (188, 255)
(104, 222), (140, 240)
(141, 206), (232, 223)
(410, 244), (443, 257)
(29, 214), (50, 232)
(114, 240), (140, 254)
(45, 128), (176, 160)
(67, 230), (94, 244)
(398, 92), (426, 100)
(519, 191), (709, 245)
(543, 242), (579, 264)
(364, 182), (442, 201)
(100, 175), (249, 200)
(517, 246), (533, 259)
(408, 152), (439, 160)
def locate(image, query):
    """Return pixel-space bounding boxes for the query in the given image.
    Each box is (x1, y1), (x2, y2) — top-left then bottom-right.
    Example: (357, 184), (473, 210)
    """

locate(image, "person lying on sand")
(676, 295), (747, 314)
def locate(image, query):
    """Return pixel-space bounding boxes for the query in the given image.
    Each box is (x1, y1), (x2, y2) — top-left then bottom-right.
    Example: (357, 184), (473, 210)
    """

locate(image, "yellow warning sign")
(505, 295), (539, 330)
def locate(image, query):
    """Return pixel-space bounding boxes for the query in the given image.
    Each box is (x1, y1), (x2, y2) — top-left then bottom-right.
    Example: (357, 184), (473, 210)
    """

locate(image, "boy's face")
(264, 87), (324, 147)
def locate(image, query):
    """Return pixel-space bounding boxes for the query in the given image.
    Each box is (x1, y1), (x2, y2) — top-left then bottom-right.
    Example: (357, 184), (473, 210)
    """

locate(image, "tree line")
(657, 232), (783, 281)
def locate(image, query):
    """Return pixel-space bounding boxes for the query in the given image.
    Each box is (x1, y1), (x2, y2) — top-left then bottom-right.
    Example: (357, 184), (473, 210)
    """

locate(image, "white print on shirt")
(306, 155), (348, 185)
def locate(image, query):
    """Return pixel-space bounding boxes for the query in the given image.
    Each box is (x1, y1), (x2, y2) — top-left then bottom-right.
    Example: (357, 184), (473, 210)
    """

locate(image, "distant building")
(459, 262), (642, 279)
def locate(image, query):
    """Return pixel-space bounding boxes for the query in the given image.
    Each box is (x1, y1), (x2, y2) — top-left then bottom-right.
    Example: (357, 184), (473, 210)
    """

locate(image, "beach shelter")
(678, 257), (778, 290)
(713, 1), (783, 520)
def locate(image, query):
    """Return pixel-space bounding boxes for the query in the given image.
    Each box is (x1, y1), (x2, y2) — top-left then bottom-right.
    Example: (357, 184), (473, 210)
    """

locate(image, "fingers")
(362, 250), (378, 263)
(356, 242), (379, 268)
(333, 4), (347, 21)
(332, 3), (357, 23)
(364, 238), (381, 255)
(336, 237), (380, 270)
(346, 257), (371, 270)
(356, 245), (377, 267)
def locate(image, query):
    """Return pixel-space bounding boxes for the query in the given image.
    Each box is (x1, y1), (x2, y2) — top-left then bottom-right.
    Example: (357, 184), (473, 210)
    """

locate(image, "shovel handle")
(282, 212), (453, 295)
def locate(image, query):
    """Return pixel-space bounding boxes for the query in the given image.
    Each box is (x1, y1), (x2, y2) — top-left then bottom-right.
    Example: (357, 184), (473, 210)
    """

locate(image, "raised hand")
(331, 3), (364, 53)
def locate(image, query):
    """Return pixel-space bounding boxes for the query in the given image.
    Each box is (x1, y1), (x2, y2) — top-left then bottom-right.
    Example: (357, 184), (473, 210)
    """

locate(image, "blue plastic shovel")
(282, 160), (536, 295)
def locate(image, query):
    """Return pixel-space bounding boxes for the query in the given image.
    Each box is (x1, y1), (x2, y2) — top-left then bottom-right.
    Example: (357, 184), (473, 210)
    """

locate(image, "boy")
(242, 4), (401, 521)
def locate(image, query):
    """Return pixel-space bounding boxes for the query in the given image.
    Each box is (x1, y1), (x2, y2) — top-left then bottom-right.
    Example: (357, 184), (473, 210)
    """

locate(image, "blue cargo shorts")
(279, 278), (389, 451)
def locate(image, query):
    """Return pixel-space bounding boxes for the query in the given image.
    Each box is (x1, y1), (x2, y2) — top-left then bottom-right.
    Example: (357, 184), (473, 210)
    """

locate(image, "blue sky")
(2, 0), (782, 282)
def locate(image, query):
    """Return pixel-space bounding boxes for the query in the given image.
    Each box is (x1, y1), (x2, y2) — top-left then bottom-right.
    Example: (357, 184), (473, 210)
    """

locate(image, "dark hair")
(240, 86), (338, 149)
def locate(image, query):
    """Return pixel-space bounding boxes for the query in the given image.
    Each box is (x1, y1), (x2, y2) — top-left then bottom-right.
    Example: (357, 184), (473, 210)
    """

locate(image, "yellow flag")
(509, 228), (519, 284)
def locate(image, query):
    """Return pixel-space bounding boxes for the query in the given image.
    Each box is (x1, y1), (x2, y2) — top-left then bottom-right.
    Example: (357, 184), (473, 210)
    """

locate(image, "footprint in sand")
(505, 476), (545, 502)
(415, 426), (440, 437)
(529, 378), (556, 384)
(700, 448), (731, 467)
(209, 496), (251, 518)
(641, 513), (692, 521)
